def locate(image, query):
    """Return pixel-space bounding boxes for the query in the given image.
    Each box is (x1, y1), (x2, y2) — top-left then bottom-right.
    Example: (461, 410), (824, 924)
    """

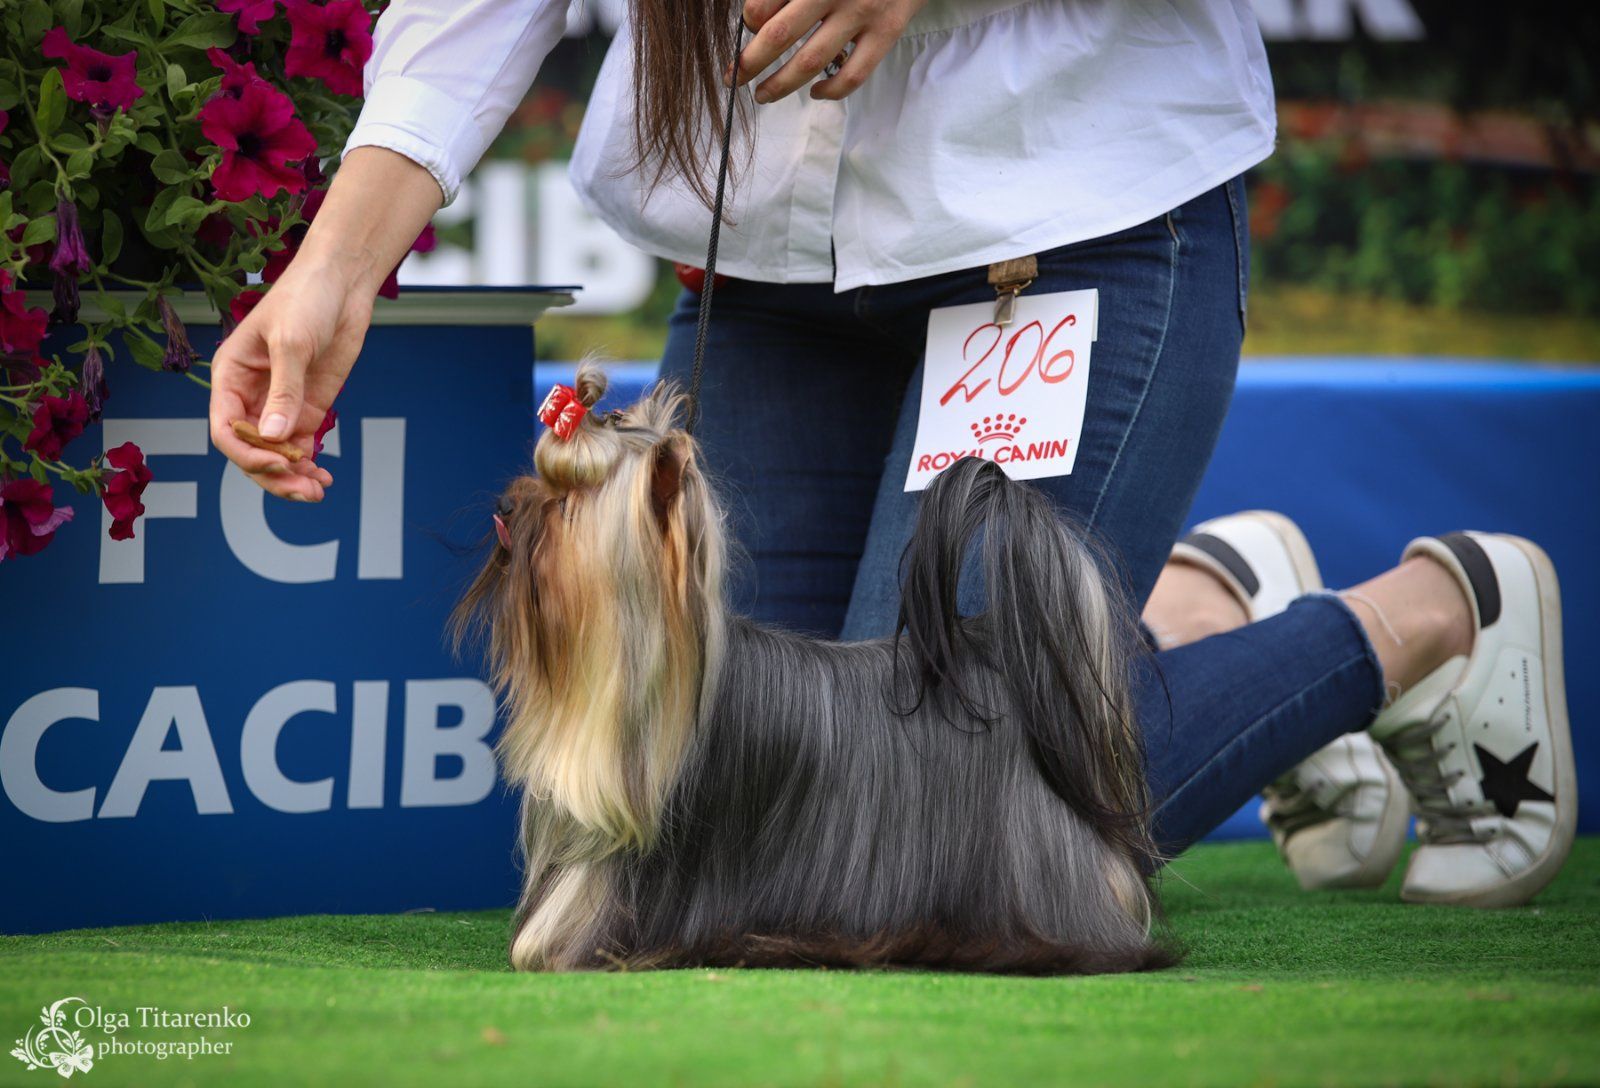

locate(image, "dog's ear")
(650, 437), (686, 531)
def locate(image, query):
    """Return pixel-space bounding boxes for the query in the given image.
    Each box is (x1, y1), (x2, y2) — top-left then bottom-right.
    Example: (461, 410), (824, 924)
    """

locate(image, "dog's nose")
(496, 495), (516, 519)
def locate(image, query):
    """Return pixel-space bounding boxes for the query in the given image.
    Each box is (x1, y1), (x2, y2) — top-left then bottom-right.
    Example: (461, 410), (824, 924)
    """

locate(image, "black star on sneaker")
(1475, 742), (1555, 819)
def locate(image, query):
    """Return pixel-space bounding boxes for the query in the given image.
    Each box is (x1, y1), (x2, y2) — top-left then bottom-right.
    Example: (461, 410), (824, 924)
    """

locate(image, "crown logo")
(970, 413), (1027, 444)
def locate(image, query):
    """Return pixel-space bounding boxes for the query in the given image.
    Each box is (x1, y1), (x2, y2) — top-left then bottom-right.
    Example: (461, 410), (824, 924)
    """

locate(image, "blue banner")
(1, 294), (567, 934)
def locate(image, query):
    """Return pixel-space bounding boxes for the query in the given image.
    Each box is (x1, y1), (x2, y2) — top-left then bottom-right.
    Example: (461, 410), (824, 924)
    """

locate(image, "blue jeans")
(659, 178), (1384, 854)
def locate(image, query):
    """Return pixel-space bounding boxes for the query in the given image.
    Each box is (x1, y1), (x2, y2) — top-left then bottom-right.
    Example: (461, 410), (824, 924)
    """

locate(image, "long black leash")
(684, 21), (748, 437)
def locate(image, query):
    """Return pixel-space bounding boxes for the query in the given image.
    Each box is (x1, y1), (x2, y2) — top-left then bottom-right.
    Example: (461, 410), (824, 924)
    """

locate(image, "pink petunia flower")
(219, 0), (278, 35)
(156, 297), (195, 374)
(0, 270), (49, 358)
(312, 407), (338, 458)
(206, 46), (271, 98)
(102, 441), (152, 542)
(283, 0), (373, 97)
(0, 478), (75, 561)
(200, 80), (317, 202)
(41, 28), (145, 112)
(49, 197), (93, 324)
(24, 390), (91, 461)
(81, 345), (108, 421)
(229, 289), (266, 325)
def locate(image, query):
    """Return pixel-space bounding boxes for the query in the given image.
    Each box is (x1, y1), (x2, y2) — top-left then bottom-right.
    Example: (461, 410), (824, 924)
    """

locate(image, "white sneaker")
(1369, 533), (1577, 908)
(1172, 512), (1410, 890)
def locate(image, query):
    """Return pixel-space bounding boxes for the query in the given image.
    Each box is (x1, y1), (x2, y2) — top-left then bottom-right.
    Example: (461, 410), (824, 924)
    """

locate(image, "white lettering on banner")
(100, 687), (234, 818)
(0, 680), (498, 821)
(100, 419), (208, 584)
(103, 417), (404, 585)
(534, 165), (656, 315)
(357, 418), (406, 579)
(1251, 0), (1424, 40)
(220, 421), (342, 582)
(0, 689), (99, 823)
(398, 163), (654, 315)
(348, 680), (389, 809)
(904, 289), (1098, 493)
(400, 679), (498, 808)
(241, 681), (337, 814)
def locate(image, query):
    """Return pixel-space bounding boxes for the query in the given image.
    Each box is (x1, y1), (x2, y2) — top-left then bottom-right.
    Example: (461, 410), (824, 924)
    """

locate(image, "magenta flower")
(0, 478), (75, 561)
(312, 407), (338, 458)
(283, 0), (373, 97)
(207, 47), (271, 98)
(201, 81), (317, 202)
(41, 28), (145, 112)
(24, 390), (91, 461)
(156, 297), (194, 374)
(102, 441), (152, 542)
(81, 345), (108, 421)
(0, 270), (48, 358)
(50, 199), (91, 277)
(49, 197), (92, 324)
(219, 0), (278, 35)
(229, 288), (265, 325)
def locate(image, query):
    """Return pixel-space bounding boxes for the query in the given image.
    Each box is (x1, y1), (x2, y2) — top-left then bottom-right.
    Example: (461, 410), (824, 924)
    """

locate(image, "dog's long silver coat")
(458, 367), (1172, 974)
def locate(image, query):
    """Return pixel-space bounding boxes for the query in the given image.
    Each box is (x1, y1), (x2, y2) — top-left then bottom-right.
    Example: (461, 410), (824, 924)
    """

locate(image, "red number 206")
(939, 314), (1078, 407)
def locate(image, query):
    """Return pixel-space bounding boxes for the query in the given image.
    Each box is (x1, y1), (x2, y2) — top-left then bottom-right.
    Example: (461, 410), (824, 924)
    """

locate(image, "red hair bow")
(538, 383), (588, 440)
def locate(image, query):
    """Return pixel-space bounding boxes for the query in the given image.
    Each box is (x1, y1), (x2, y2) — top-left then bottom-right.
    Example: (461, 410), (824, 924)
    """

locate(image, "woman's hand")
(208, 259), (368, 501)
(737, 0), (928, 103)
(208, 147), (442, 501)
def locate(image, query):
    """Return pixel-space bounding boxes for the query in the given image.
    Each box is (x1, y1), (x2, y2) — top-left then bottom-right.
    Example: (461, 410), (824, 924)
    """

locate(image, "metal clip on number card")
(988, 255), (1037, 328)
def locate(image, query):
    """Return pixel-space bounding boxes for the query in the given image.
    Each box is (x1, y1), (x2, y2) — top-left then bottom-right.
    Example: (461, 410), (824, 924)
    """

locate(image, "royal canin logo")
(971, 413), (1027, 444)
(913, 413), (1071, 473)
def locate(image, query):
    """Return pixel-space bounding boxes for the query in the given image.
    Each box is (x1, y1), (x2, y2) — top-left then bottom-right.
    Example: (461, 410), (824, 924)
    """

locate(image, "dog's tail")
(895, 456), (1156, 866)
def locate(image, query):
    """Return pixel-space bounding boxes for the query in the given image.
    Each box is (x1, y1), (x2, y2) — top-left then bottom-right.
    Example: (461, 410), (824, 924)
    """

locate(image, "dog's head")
(452, 361), (726, 844)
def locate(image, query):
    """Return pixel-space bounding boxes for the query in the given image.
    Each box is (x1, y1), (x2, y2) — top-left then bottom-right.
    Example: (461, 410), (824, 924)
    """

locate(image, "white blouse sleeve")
(342, 0), (572, 204)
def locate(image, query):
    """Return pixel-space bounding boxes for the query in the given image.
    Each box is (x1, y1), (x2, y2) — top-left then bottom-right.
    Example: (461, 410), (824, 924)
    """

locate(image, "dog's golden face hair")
(452, 362), (727, 852)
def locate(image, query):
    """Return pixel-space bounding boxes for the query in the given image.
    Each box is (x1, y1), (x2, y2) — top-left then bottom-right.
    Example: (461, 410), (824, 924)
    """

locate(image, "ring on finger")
(823, 40), (855, 79)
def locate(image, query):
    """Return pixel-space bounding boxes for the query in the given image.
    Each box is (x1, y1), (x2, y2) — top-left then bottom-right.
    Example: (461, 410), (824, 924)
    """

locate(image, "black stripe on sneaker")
(1181, 532), (1260, 599)
(1438, 532), (1501, 628)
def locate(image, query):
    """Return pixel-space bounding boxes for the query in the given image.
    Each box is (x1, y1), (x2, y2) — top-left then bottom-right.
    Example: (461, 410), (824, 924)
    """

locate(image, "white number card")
(903, 288), (1098, 492)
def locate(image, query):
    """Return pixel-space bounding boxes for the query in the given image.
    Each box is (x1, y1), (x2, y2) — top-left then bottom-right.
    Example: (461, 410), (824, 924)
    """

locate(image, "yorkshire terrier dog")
(454, 362), (1172, 974)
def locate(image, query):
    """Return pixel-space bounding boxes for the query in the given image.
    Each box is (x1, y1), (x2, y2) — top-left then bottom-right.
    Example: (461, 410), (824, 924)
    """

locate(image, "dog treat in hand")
(231, 420), (305, 462)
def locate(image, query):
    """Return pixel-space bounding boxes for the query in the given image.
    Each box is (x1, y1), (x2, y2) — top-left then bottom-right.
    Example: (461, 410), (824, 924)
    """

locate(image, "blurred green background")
(408, 0), (1599, 364)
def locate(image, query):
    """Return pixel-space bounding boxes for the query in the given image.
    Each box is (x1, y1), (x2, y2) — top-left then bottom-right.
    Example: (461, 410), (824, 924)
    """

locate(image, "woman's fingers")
(741, 0), (787, 32)
(209, 351), (293, 476)
(808, 26), (890, 100)
(737, 0), (830, 86)
(754, 14), (859, 103)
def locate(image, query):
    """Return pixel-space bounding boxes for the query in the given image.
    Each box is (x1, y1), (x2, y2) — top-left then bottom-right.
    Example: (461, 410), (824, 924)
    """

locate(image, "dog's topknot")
(572, 360), (608, 410)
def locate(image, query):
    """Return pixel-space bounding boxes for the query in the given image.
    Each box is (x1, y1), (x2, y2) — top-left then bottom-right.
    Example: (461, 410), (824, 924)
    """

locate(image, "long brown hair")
(629, 0), (748, 209)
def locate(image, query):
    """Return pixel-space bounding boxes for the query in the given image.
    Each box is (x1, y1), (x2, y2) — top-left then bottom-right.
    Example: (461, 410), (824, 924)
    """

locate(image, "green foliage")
(1249, 145), (1600, 318)
(0, 0), (382, 524)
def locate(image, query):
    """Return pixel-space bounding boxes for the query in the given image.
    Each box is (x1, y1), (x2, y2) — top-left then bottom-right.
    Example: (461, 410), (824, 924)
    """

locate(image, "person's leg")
(659, 281), (919, 637)
(1143, 558), (1474, 857)
(841, 178), (1249, 640)
(1144, 560), (1249, 650)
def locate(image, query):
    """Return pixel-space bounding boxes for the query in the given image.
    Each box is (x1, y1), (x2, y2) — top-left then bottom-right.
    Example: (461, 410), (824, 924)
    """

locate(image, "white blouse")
(345, 0), (1277, 291)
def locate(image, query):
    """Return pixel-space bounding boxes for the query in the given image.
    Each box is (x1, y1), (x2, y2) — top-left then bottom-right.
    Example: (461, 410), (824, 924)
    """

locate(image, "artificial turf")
(2, 839), (1597, 1088)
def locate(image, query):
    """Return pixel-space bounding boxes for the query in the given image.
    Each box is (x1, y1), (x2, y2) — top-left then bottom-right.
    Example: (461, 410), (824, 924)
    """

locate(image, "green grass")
(3, 839), (1597, 1088)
